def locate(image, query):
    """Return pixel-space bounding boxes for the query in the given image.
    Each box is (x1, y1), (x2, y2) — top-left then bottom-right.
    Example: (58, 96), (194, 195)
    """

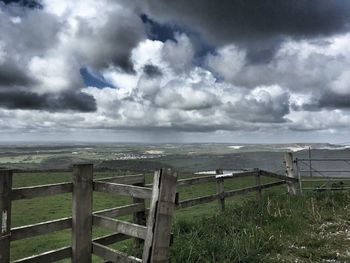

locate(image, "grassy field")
(8, 170), (350, 262)
(9, 170), (279, 262)
(171, 192), (350, 263)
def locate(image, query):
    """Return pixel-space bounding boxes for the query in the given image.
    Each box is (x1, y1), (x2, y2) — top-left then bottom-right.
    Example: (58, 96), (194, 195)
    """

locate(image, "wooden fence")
(0, 153), (298, 263)
(0, 165), (177, 263)
(175, 169), (298, 211)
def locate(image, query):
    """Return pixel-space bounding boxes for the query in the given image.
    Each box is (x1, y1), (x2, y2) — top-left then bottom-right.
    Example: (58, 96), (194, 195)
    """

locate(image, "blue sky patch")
(80, 68), (116, 89)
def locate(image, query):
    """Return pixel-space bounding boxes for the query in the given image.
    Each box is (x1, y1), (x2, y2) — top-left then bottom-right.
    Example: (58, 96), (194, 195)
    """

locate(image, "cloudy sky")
(1, 0), (350, 143)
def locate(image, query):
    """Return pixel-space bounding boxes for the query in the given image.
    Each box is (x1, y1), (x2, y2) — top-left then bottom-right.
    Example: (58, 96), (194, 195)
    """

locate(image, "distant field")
(1, 143), (350, 173)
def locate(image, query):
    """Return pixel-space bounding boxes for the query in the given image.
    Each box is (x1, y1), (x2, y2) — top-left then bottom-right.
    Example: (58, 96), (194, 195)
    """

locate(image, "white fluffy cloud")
(1, 1), (350, 142)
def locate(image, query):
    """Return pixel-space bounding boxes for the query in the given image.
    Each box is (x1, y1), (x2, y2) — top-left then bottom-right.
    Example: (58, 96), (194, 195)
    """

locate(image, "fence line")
(295, 157), (350, 193)
(1, 155), (299, 263)
(175, 170), (295, 210)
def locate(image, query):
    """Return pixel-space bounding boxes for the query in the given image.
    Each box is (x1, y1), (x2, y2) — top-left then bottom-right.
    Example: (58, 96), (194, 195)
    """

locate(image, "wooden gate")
(0, 166), (178, 263)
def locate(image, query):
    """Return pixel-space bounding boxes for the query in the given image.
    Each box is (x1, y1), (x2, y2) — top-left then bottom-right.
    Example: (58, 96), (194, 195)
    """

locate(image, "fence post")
(256, 171), (262, 199)
(72, 164), (93, 263)
(284, 153), (297, 195)
(0, 170), (12, 263)
(295, 158), (303, 195)
(216, 169), (225, 212)
(142, 168), (177, 263)
(133, 174), (146, 249)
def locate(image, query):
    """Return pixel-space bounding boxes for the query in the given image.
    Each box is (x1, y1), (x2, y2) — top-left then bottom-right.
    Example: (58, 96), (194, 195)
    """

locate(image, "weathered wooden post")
(256, 171), (262, 199)
(284, 152), (297, 195)
(133, 174), (146, 249)
(216, 169), (225, 212)
(72, 164), (93, 263)
(142, 168), (177, 263)
(0, 170), (12, 263)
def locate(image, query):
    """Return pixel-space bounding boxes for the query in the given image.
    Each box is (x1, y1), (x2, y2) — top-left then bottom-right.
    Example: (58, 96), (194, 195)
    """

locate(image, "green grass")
(171, 192), (350, 263)
(8, 171), (350, 262)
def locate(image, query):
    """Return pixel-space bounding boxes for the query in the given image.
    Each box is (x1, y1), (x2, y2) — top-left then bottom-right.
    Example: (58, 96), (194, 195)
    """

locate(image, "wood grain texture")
(149, 168), (177, 263)
(72, 164), (93, 263)
(142, 170), (161, 262)
(284, 153), (297, 195)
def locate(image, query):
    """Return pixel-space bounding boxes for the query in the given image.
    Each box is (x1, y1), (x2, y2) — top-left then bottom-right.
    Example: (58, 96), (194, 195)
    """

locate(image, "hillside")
(171, 192), (350, 263)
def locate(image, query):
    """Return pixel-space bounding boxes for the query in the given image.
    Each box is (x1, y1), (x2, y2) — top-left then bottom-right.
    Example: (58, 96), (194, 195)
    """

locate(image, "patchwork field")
(1, 143), (350, 174)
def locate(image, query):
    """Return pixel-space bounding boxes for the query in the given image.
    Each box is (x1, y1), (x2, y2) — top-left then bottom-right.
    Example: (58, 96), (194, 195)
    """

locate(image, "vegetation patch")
(170, 192), (350, 263)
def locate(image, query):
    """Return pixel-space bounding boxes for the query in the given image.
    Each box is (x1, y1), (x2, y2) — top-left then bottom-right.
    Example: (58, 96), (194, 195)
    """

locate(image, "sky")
(1, 0), (350, 144)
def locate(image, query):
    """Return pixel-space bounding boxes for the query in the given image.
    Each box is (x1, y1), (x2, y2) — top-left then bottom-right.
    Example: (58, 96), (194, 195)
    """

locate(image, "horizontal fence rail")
(93, 215), (148, 240)
(95, 174), (144, 185)
(259, 170), (298, 182)
(177, 180), (287, 209)
(11, 182), (73, 201)
(11, 175), (145, 201)
(11, 217), (72, 241)
(93, 232), (131, 246)
(11, 247), (72, 263)
(93, 181), (152, 199)
(94, 203), (145, 218)
(175, 160), (298, 211)
(92, 242), (142, 263)
(177, 170), (260, 187)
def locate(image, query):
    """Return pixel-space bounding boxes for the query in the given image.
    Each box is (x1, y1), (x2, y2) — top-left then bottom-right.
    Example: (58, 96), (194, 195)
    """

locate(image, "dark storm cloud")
(0, 0), (42, 8)
(318, 92), (350, 109)
(0, 63), (34, 86)
(305, 92), (350, 110)
(0, 90), (97, 112)
(146, 0), (350, 40)
(143, 64), (162, 78)
(0, 1), (147, 112)
(76, 10), (145, 73)
(145, 0), (350, 61)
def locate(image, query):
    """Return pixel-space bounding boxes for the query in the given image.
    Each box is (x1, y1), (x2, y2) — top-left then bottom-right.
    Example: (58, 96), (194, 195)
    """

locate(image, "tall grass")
(170, 192), (350, 263)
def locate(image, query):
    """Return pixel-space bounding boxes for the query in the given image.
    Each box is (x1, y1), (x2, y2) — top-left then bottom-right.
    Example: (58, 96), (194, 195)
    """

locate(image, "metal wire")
(297, 158), (350, 191)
